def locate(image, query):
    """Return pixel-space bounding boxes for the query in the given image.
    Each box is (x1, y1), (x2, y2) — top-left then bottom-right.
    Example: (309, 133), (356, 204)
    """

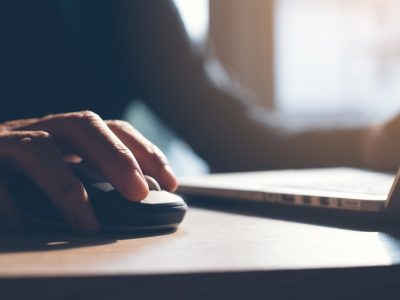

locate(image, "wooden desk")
(2, 199), (400, 299)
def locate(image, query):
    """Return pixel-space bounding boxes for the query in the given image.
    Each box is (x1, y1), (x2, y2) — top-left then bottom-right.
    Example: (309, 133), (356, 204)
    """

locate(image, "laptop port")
(302, 196), (312, 204)
(281, 194), (295, 203)
(319, 197), (330, 206)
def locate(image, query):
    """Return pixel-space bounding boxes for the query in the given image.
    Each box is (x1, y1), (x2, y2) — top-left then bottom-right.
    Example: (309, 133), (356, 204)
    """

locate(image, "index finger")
(22, 111), (149, 201)
(106, 120), (178, 192)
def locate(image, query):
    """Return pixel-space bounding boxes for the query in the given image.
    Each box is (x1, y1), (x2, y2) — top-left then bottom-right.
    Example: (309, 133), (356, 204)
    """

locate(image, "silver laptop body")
(178, 168), (400, 214)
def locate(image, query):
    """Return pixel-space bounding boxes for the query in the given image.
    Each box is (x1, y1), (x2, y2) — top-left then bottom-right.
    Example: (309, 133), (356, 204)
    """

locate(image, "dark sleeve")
(117, 0), (367, 172)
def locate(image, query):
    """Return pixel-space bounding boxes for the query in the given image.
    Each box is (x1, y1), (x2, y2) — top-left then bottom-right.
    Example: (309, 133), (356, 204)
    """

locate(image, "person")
(0, 0), (399, 233)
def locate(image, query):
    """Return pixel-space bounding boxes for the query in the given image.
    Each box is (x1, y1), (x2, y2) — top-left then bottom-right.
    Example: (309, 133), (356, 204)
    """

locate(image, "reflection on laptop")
(178, 168), (400, 216)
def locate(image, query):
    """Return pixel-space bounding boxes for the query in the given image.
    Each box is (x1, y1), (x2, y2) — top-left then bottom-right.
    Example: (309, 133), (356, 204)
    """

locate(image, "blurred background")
(126, 0), (400, 175)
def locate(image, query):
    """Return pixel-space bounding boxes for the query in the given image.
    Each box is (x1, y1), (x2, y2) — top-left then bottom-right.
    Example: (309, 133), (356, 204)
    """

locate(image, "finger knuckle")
(114, 143), (134, 161)
(68, 110), (102, 127)
(25, 130), (52, 141)
(108, 119), (131, 129)
(17, 131), (56, 158)
(111, 143), (140, 172)
(146, 144), (168, 166)
(18, 130), (52, 146)
(78, 110), (101, 122)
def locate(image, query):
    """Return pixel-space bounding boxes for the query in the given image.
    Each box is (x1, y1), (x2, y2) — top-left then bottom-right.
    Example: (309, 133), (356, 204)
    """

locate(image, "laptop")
(178, 167), (400, 216)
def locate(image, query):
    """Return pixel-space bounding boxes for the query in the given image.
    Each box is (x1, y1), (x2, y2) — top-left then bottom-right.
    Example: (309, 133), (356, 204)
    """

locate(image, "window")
(178, 0), (400, 119)
(275, 0), (400, 118)
(174, 0), (209, 43)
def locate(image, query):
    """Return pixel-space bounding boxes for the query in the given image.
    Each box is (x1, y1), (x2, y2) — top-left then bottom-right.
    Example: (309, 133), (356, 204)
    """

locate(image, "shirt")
(0, 0), (365, 171)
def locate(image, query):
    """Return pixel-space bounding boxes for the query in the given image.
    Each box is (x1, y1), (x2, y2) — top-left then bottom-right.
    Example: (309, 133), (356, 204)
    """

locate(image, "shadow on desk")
(188, 196), (400, 264)
(186, 196), (400, 232)
(0, 229), (175, 254)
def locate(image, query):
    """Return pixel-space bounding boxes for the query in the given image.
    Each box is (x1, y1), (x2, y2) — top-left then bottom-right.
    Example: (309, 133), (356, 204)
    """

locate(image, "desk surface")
(2, 200), (400, 299)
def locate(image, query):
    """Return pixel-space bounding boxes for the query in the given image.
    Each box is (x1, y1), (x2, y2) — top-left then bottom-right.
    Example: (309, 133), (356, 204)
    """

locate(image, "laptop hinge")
(385, 167), (400, 217)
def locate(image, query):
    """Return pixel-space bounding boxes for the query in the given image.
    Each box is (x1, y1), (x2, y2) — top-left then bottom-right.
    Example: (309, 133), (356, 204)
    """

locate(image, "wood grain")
(2, 203), (400, 299)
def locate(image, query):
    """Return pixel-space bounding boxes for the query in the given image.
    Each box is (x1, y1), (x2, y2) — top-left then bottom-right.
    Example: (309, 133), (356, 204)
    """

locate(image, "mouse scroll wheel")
(144, 175), (162, 191)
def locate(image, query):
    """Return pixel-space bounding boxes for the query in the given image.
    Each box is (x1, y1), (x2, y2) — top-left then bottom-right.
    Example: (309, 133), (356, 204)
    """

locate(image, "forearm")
(161, 62), (368, 172)
(137, 53), (368, 171)
(118, 0), (370, 172)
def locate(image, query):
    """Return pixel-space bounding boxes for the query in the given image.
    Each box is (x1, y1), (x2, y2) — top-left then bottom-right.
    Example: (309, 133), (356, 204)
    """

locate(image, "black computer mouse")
(8, 163), (187, 232)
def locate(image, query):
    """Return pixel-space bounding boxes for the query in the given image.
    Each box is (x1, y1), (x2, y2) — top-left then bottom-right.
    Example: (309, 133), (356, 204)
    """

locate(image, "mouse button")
(140, 191), (185, 206)
(144, 175), (161, 191)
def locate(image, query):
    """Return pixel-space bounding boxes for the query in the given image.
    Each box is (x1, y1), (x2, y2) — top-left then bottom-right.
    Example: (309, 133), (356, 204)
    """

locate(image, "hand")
(0, 111), (178, 233)
(362, 114), (400, 172)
